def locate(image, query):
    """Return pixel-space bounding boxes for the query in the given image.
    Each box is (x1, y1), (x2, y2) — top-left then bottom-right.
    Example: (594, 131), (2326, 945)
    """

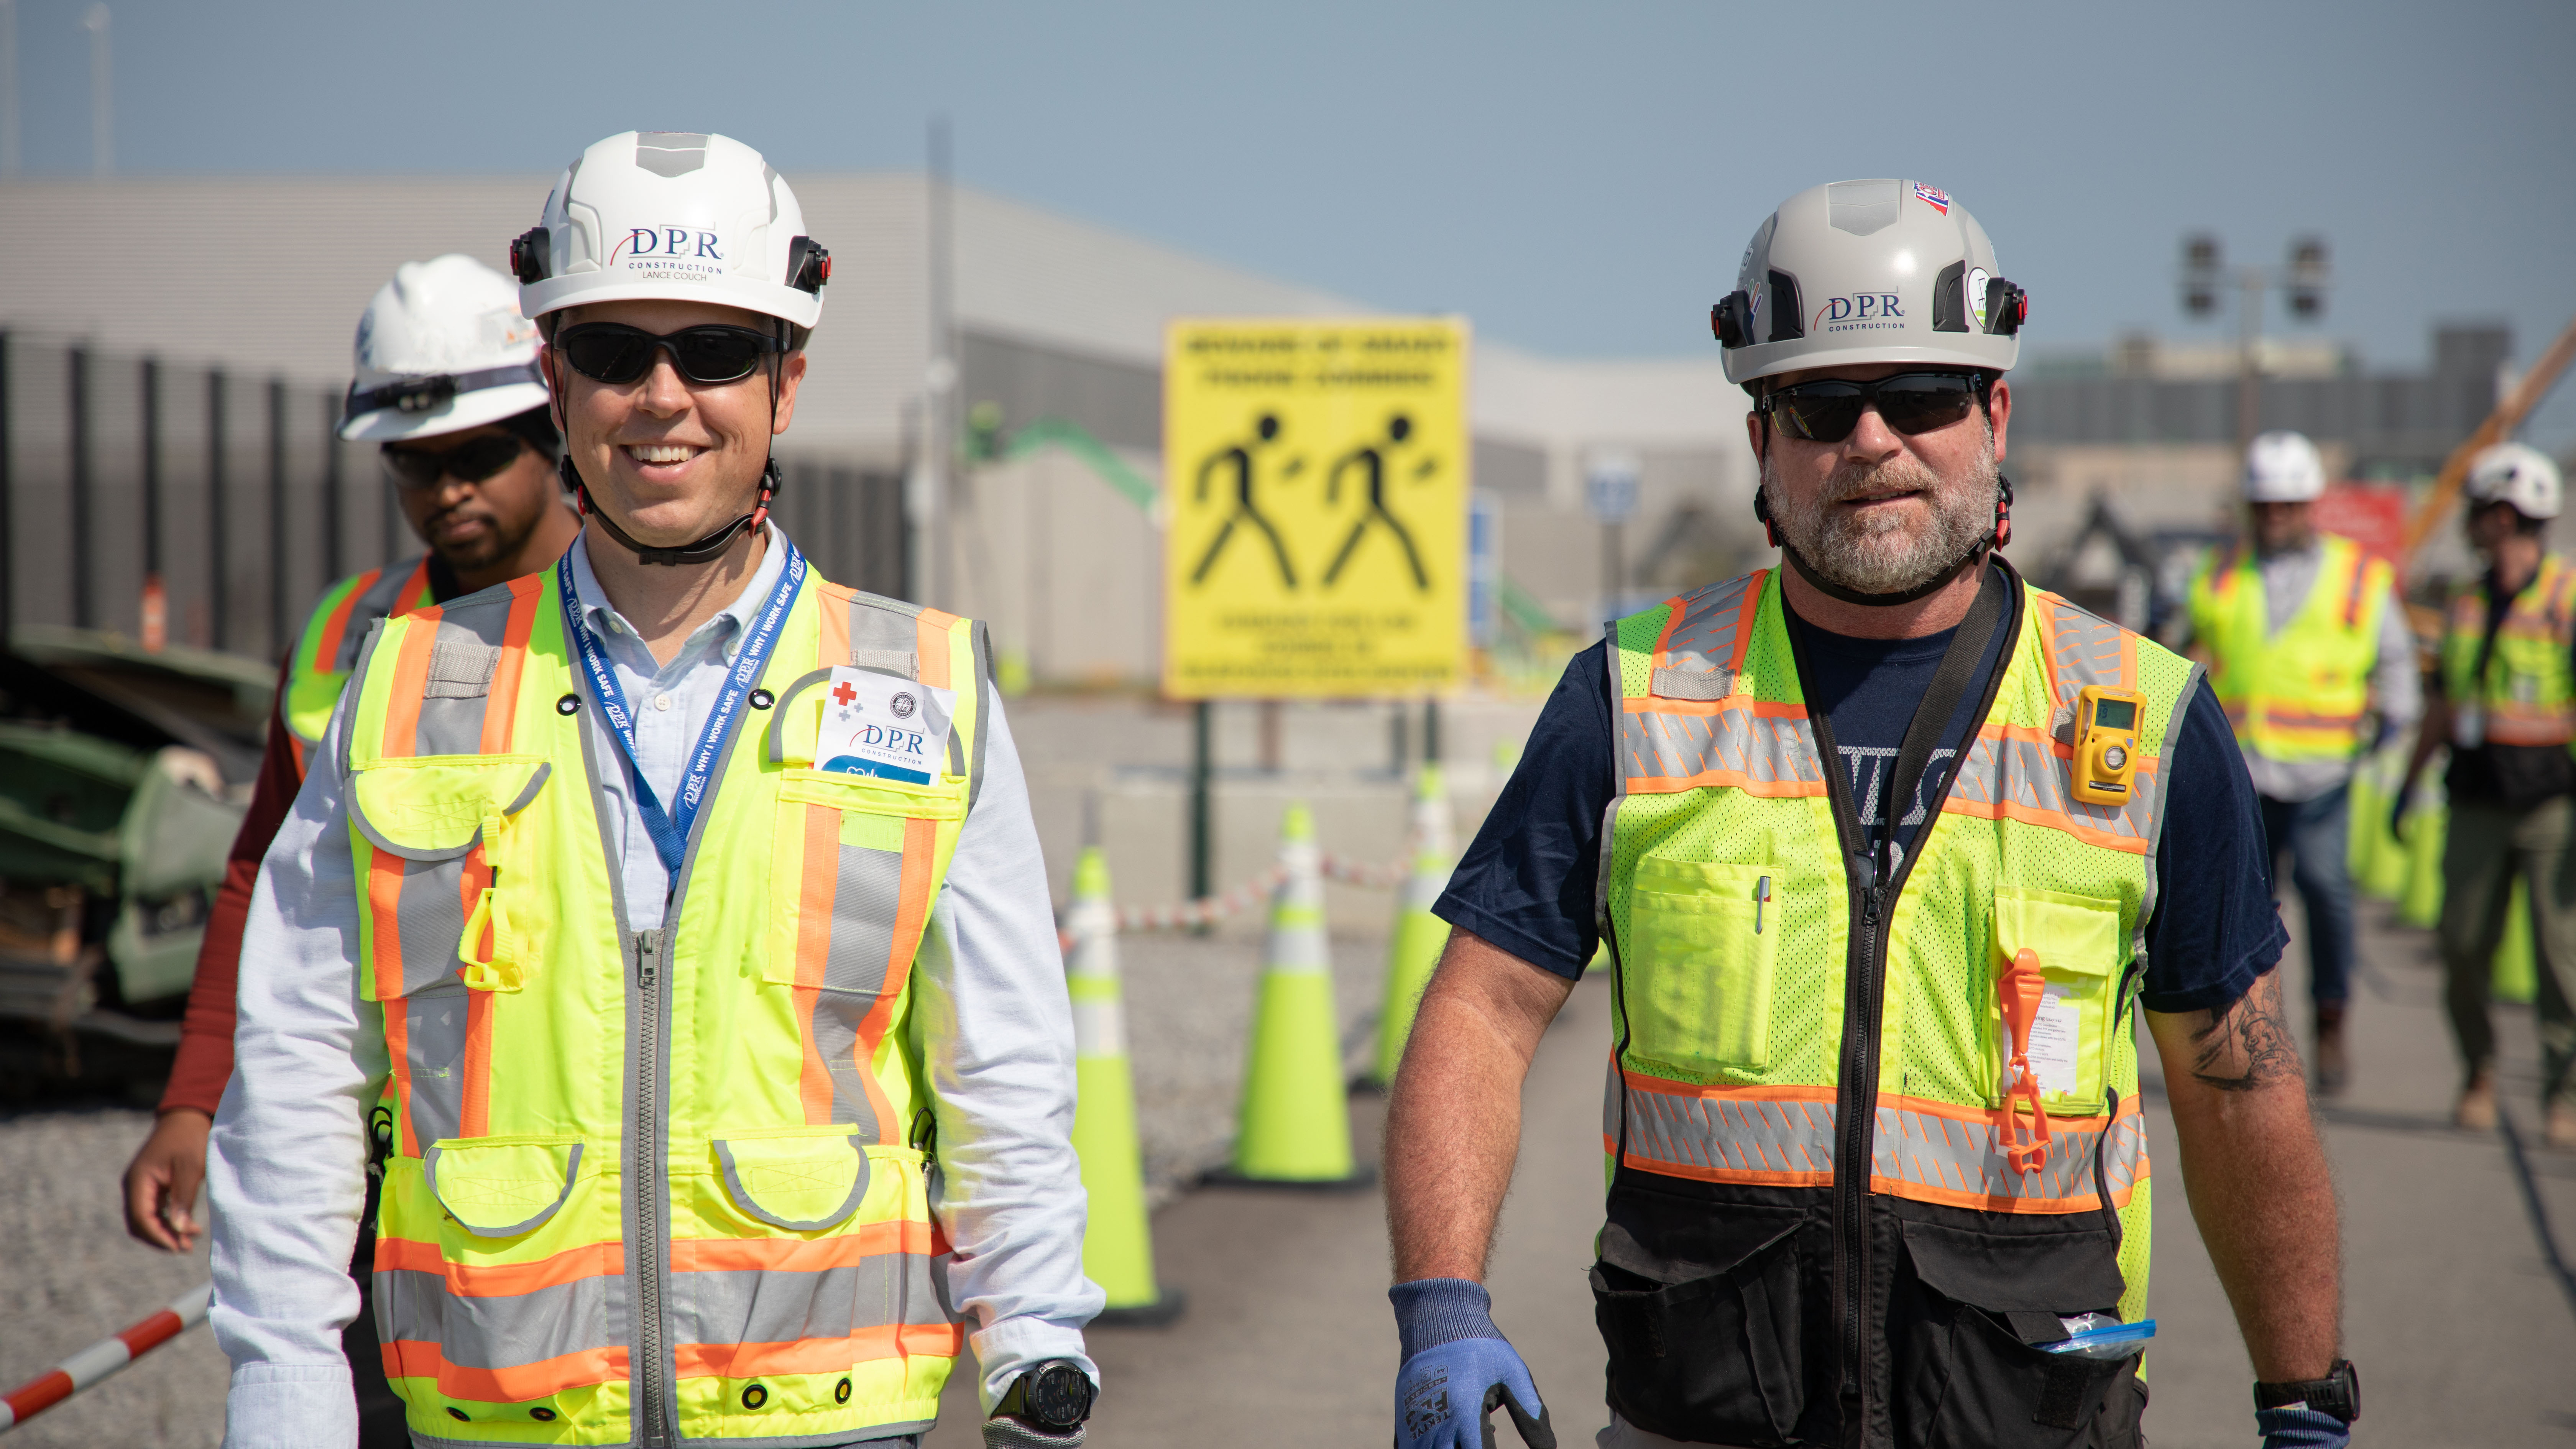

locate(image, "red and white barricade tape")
(0, 1282), (211, 1430)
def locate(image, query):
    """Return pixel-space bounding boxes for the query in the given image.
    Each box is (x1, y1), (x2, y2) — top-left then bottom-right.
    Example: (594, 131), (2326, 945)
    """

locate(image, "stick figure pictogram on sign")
(1189, 414), (1299, 588)
(1322, 414), (1433, 591)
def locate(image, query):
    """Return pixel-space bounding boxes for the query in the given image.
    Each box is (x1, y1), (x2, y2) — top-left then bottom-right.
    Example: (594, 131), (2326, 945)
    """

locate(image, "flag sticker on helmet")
(1913, 183), (1951, 215)
(1967, 267), (1992, 329)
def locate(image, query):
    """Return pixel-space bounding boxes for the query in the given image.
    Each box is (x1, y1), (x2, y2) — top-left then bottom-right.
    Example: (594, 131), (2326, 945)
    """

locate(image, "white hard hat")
(2464, 441), (2564, 521)
(339, 255), (548, 443)
(1717, 179), (2024, 388)
(2243, 431), (2326, 503)
(511, 131), (830, 332)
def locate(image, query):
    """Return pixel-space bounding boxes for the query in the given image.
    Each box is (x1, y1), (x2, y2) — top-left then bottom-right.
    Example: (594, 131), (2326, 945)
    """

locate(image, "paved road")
(931, 899), (2576, 1448)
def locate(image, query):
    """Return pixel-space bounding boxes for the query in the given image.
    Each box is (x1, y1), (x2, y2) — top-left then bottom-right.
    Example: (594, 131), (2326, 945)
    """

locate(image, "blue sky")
(7, 1), (2572, 437)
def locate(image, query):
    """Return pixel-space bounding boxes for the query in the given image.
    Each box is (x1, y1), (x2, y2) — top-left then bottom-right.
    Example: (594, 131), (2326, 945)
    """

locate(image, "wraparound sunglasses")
(555, 322), (783, 386)
(1758, 370), (1990, 443)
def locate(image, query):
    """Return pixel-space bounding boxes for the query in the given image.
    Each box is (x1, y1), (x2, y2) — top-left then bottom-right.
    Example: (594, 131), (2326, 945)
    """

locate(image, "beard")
(1763, 437), (2000, 596)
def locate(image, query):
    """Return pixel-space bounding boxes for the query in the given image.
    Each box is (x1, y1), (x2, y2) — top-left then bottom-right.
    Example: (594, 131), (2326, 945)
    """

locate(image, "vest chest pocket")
(347, 755), (552, 998)
(1626, 858), (1779, 1075)
(1990, 889), (2125, 1116)
(761, 770), (968, 999)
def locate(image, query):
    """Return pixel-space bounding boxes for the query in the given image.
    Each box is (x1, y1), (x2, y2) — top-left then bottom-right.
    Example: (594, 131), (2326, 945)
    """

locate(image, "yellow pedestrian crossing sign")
(1163, 317), (1469, 699)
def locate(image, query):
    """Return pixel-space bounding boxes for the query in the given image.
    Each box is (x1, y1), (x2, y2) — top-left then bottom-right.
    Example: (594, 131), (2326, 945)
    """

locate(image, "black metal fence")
(0, 331), (910, 663)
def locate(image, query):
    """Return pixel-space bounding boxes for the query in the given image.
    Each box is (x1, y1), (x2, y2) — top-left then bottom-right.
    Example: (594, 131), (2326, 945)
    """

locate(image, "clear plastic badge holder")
(2044, 1313), (2156, 1359)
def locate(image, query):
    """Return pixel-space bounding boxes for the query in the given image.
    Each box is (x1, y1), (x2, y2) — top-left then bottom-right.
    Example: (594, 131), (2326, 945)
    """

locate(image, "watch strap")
(2253, 1358), (2358, 1423)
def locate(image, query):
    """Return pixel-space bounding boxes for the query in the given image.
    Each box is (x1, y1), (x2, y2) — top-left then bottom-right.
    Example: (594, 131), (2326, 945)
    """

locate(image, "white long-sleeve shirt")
(207, 527), (1100, 1446)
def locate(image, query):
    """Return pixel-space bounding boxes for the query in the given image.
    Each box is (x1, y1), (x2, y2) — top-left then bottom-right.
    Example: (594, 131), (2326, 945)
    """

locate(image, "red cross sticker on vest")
(833, 681), (857, 705)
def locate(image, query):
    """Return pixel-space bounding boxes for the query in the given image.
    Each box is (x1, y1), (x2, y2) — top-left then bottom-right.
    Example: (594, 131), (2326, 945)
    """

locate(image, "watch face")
(1027, 1365), (1096, 1428)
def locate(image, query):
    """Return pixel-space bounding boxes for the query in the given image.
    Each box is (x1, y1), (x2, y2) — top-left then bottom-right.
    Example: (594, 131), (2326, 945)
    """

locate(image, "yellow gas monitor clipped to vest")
(2071, 685), (2144, 805)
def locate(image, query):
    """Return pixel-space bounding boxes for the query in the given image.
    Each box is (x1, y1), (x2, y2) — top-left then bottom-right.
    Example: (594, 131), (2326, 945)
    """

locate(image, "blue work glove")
(2256, 1405), (2351, 1449)
(1390, 1278), (1555, 1449)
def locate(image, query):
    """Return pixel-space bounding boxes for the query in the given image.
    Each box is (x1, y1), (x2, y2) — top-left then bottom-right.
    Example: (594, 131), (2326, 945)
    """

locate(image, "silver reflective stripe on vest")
(668, 1257), (919, 1348)
(412, 593), (522, 758)
(1871, 1103), (2146, 1207)
(1942, 730), (2158, 847)
(1620, 1088), (1839, 1177)
(374, 1268), (626, 1369)
(1621, 706), (1827, 792)
(400, 984), (471, 1153)
(1616, 1080), (2146, 1208)
(1658, 572), (1762, 673)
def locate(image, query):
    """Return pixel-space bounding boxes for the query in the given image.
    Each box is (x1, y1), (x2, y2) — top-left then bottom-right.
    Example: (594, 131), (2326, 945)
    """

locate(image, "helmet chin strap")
(564, 453), (780, 567)
(1761, 473), (2015, 608)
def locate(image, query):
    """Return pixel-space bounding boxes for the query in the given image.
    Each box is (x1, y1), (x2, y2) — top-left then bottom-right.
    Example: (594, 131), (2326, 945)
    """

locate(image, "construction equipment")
(2398, 315), (2576, 567)
(0, 626), (261, 1082)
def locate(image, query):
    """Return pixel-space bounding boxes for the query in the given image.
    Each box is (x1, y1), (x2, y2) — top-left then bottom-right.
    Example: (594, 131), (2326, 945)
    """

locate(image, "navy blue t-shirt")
(1435, 602), (2285, 1016)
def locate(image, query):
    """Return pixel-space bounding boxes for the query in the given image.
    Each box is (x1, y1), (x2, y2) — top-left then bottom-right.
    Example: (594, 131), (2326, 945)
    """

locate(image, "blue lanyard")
(559, 535), (805, 877)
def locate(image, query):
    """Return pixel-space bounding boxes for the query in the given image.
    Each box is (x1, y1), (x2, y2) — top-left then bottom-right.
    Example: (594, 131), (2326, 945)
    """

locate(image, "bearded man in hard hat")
(1384, 181), (2353, 1449)
(121, 252), (581, 1447)
(2397, 442), (2576, 1149)
(205, 133), (1100, 1449)
(2173, 431), (2417, 1096)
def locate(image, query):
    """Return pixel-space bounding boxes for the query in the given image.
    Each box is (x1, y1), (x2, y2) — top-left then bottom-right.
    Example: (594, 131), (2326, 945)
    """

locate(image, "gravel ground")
(0, 1102), (228, 1448)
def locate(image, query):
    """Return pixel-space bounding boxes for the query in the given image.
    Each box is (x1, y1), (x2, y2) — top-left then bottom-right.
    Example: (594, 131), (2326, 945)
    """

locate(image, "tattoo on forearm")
(2186, 977), (2303, 1092)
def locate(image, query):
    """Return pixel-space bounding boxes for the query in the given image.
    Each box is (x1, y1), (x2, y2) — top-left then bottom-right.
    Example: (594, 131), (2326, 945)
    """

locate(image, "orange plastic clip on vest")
(1997, 947), (2052, 1175)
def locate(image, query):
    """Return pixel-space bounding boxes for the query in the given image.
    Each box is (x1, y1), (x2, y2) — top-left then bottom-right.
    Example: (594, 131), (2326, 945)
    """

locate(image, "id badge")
(816, 667), (956, 784)
(2454, 703), (2486, 750)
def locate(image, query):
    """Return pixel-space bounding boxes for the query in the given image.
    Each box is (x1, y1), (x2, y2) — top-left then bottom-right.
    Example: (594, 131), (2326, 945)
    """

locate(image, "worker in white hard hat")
(119, 253), (581, 1448)
(204, 133), (1099, 1449)
(1386, 180), (2353, 1449)
(2171, 431), (2418, 1096)
(2397, 440), (2576, 1148)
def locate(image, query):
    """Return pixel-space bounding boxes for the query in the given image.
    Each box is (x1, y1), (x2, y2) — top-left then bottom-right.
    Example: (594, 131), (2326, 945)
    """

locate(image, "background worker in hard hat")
(2396, 442), (2576, 1148)
(201, 132), (1099, 1449)
(2172, 431), (2417, 1095)
(118, 252), (580, 1447)
(1384, 180), (2354, 1449)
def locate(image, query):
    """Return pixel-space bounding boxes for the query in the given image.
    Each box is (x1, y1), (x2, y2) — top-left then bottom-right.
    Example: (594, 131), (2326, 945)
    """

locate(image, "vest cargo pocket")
(423, 1135), (584, 1238)
(1990, 888), (2124, 1116)
(1893, 1219), (2137, 1449)
(1590, 1213), (1806, 1447)
(711, 1126), (873, 1232)
(1627, 857), (1778, 1074)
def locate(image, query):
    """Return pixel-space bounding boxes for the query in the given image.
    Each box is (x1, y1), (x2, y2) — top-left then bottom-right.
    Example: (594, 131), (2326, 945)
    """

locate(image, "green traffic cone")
(2359, 762), (2410, 901)
(1372, 764), (1456, 1086)
(1065, 846), (1183, 1325)
(2347, 769), (2381, 881)
(1228, 803), (1368, 1187)
(2495, 877), (2538, 1005)
(2400, 799), (2446, 930)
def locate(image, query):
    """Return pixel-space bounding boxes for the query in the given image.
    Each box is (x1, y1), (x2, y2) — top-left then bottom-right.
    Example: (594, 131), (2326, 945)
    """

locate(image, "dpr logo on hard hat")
(1815, 293), (1905, 333)
(612, 227), (726, 284)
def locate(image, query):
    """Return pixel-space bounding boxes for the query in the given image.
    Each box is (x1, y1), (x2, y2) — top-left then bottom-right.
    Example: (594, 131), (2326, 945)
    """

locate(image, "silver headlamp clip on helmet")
(512, 131), (832, 566)
(1720, 179), (2026, 605)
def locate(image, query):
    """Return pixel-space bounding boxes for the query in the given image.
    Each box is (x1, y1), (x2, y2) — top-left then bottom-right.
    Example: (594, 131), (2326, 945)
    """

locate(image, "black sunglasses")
(1759, 370), (1990, 444)
(555, 323), (782, 386)
(381, 433), (527, 490)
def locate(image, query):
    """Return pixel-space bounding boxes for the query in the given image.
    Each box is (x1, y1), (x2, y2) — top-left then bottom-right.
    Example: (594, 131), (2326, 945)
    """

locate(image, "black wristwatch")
(2254, 1359), (2359, 1424)
(996, 1360), (1096, 1433)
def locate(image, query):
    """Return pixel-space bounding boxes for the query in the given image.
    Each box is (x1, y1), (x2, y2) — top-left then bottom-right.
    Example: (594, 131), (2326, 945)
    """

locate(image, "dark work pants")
(2438, 797), (2576, 1107)
(2257, 783), (2356, 1009)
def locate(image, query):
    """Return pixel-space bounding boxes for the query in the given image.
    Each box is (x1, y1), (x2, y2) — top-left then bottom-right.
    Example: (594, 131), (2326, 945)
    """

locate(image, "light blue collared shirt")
(565, 525), (790, 929)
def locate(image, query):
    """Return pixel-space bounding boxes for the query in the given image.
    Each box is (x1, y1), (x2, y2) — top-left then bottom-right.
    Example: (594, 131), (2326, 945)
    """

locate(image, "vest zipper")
(634, 927), (670, 1447)
(1837, 845), (1889, 1446)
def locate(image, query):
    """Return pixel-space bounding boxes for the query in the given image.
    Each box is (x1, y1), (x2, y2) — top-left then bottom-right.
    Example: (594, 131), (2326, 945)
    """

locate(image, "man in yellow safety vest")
(1384, 181), (2353, 1449)
(122, 252), (582, 1447)
(205, 132), (1101, 1449)
(2398, 442), (2576, 1148)
(2179, 430), (2417, 1094)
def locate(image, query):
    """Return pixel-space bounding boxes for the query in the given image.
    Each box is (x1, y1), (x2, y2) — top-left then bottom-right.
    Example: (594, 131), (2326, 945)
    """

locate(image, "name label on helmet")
(1815, 293), (1905, 332)
(617, 227), (726, 283)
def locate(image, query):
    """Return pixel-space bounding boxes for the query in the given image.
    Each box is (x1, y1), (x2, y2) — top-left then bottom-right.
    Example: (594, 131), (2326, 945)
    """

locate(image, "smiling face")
(1746, 362), (2011, 596)
(544, 297), (807, 547)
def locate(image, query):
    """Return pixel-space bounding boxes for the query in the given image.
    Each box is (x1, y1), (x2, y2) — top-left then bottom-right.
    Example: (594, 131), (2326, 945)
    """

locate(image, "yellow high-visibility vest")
(339, 555), (988, 1444)
(2187, 535), (2390, 763)
(2441, 552), (2576, 748)
(282, 557), (436, 772)
(1597, 564), (2195, 1445)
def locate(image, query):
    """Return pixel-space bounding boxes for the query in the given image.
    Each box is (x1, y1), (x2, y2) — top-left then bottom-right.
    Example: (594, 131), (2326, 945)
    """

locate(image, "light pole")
(2180, 233), (2331, 462)
(82, 3), (108, 179)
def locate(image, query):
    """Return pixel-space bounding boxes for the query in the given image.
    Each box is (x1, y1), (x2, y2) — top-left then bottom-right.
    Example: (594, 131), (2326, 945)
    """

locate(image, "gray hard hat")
(1715, 179), (2024, 389)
